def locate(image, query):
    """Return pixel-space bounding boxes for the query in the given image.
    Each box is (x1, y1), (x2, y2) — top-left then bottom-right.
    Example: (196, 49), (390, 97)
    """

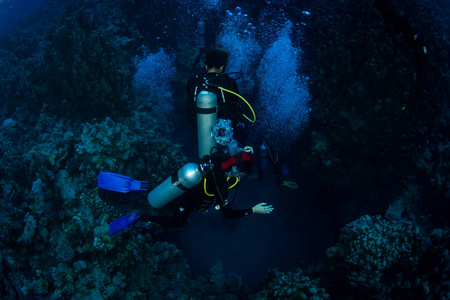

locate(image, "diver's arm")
(219, 202), (274, 218)
(219, 203), (253, 219)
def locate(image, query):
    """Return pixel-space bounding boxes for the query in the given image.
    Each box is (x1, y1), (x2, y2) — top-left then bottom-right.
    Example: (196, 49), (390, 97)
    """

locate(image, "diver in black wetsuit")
(373, 0), (427, 54)
(186, 48), (241, 128)
(257, 140), (283, 185)
(372, 0), (428, 111)
(143, 151), (274, 228)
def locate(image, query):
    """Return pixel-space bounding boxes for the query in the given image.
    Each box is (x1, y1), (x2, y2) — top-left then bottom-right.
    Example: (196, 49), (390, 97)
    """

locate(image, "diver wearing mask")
(143, 150), (273, 229)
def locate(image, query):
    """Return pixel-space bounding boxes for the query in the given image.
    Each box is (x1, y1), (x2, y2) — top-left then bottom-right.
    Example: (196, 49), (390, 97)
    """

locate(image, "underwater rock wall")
(299, 0), (450, 222)
(0, 8), (134, 122)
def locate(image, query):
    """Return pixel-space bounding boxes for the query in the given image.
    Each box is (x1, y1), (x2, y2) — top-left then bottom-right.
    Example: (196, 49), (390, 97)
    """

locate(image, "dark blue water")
(0, 0), (48, 37)
(171, 112), (338, 286)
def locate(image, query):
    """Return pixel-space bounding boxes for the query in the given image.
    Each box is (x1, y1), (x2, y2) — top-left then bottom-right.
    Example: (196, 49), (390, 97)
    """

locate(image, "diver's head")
(204, 48), (229, 73)
(221, 152), (254, 174)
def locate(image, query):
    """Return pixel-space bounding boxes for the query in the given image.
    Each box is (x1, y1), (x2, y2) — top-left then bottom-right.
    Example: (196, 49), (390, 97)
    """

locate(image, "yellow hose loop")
(204, 177), (240, 196)
(227, 176), (239, 189)
(216, 86), (256, 123)
(268, 146), (278, 164)
(204, 178), (214, 196)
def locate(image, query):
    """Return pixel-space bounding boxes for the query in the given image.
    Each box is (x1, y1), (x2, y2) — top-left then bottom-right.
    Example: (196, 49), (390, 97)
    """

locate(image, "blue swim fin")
(98, 172), (148, 193)
(109, 211), (141, 236)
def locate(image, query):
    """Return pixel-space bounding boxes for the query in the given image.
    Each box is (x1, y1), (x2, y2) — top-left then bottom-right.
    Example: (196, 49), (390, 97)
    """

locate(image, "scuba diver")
(254, 140), (299, 190)
(372, 0), (428, 112)
(257, 140), (283, 185)
(187, 47), (256, 160)
(187, 47), (242, 128)
(98, 149), (274, 235)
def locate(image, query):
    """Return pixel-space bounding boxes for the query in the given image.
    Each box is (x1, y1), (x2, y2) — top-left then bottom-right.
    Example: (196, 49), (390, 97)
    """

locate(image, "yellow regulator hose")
(217, 86), (256, 123)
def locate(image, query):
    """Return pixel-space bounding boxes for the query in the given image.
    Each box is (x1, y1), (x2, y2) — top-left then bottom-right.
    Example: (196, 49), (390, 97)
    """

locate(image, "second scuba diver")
(187, 48), (241, 128)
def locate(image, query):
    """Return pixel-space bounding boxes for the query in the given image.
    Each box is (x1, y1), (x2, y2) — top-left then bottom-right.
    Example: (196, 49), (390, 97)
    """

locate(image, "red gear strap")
(221, 152), (253, 170)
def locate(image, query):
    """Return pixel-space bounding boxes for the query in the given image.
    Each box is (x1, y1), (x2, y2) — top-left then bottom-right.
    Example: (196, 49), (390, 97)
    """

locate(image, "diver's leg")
(274, 160), (282, 186)
(144, 209), (190, 229)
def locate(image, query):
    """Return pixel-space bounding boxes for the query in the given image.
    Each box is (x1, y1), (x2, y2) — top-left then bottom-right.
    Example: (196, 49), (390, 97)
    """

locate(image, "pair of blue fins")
(97, 172), (149, 236)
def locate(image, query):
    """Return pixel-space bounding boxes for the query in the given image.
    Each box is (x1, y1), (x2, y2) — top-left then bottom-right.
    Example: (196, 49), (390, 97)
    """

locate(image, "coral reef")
(324, 215), (417, 297)
(318, 211), (450, 300)
(253, 268), (329, 299)
(0, 99), (192, 299)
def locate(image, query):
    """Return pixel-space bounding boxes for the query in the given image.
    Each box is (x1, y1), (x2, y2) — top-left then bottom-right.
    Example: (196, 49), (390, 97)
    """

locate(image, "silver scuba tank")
(259, 144), (268, 171)
(147, 163), (203, 209)
(197, 90), (218, 159)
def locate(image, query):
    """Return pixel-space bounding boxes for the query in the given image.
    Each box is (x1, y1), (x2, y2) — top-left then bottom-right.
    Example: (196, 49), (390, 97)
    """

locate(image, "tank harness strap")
(171, 172), (189, 191)
(221, 152), (253, 170)
(197, 106), (219, 114)
(220, 88), (225, 103)
(193, 86), (198, 102)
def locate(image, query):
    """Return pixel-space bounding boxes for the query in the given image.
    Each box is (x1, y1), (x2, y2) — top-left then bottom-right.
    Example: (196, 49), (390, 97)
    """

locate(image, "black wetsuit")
(257, 143), (283, 185)
(144, 155), (253, 228)
(373, 0), (428, 112)
(186, 72), (241, 127)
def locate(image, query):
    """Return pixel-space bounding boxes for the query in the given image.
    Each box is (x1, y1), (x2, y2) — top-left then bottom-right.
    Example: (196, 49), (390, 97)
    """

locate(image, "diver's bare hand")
(252, 203), (274, 214)
(244, 146), (254, 153)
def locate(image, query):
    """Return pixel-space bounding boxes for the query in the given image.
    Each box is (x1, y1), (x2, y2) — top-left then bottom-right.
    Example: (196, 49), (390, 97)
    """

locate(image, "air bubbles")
(218, 6), (260, 93)
(255, 22), (311, 149)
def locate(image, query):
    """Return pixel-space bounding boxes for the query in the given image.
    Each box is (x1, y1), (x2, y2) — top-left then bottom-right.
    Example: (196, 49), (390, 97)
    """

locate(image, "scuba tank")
(259, 143), (268, 172)
(148, 163), (204, 209)
(147, 151), (254, 209)
(197, 90), (218, 159)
